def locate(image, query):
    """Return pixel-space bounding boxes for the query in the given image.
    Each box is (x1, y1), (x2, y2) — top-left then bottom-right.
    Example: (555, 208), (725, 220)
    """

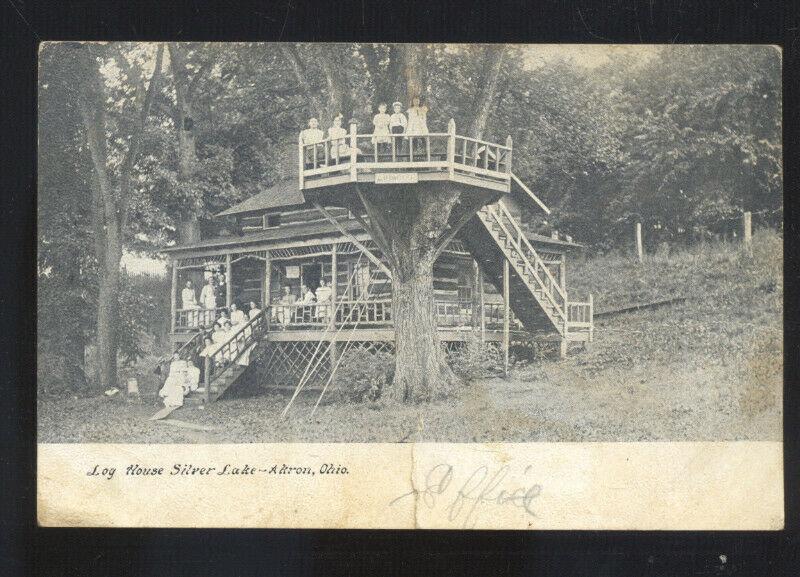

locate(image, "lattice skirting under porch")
(253, 339), (509, 388)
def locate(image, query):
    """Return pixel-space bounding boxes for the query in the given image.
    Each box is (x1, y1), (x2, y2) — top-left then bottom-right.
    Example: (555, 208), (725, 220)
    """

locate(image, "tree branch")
(469, 45), (507, 139)
(118, 43), (165, 229)
(353, 184), (399, 270)
(280, 44), (323, 119)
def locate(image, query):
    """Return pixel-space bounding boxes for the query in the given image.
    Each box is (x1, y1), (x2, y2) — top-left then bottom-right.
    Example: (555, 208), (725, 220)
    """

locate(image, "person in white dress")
(181, 280), (201, 327)
(183, 359), (200, 394)
(159, 353), (188, 407)
(407, 96), (429, 160)
(199, 277), (217, 326)
(230, 302), (247, 326)
(248, 301), (261, 320)
(315, 278), (332, 322)
(372, 102), (391, 153)
(327, 114), (349, 163)
(300, 117), (325, 167)
(299, 283), (316, 323)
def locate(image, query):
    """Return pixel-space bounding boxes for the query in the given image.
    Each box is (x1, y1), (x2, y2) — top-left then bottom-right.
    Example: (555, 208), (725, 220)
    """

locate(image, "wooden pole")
(559, 252), (566, 292)
(329, 243), (338, 366)
(225, 253), (232, 308)
(503, 259), (510, 376)
(635, 222), (643, 263)
(203, 356), (211, 404)
(742, 211), (752, 251)
(170, 260), (177, 335)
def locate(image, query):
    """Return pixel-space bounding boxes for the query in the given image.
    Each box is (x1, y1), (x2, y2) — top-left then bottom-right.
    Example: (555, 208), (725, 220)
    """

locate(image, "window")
(265, 213), (282, 228)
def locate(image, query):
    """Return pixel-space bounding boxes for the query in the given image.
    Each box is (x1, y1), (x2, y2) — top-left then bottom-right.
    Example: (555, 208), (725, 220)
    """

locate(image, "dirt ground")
(37, 310), (781, 444)
(38, 232), (783, 443)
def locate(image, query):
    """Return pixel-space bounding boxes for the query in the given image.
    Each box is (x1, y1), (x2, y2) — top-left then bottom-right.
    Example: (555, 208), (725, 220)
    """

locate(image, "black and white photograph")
(37, 42), (782, 446)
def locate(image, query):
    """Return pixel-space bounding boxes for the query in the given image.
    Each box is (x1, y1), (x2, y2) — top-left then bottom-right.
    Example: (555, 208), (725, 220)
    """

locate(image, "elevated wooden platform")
(299, 120), (513, 195)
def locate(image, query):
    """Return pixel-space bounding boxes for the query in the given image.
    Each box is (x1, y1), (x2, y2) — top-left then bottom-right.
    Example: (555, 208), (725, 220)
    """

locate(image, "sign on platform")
(375, 173), (419, 184)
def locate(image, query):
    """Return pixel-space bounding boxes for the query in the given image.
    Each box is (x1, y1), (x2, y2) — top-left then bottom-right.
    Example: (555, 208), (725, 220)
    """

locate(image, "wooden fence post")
(742, 211), (752, 252)
(635, 222), (643, 263)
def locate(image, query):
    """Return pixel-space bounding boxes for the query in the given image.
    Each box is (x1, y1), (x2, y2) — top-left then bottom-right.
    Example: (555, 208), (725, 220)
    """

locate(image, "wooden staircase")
(174, 312), (268, 405)
(459, 199), (593, 348)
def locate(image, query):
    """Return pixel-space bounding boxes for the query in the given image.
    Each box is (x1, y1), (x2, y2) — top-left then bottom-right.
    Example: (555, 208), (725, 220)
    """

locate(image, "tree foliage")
(38, 43), (782, 391)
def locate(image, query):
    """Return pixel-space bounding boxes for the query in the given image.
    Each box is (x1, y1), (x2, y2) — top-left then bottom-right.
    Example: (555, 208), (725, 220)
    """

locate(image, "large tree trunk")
(96, 246), (121, 389)
(390, 252), (459, 402)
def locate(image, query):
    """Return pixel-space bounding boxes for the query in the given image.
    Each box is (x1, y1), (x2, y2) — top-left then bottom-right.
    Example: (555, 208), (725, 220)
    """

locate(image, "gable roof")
(216, 180), (305, 217)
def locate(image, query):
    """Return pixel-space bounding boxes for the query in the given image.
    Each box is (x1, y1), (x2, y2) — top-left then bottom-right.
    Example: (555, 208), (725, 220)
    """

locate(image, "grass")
(38, 230), (783, 443)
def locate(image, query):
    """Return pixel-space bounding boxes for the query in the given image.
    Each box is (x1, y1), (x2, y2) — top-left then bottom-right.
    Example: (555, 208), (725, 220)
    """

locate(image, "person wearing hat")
(327, 114), (349, 164)
(389, 101), (407, 155)
(300, 117), (325, 167)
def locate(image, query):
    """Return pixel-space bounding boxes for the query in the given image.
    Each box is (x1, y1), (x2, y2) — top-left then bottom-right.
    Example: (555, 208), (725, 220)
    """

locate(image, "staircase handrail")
(486, 202), (566, 320)
(202, 311), (267, 400)
(494, 199), (568, 305)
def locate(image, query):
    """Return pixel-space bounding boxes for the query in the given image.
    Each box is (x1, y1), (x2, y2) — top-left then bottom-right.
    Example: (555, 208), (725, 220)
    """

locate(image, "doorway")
(301, 262), (322, 293)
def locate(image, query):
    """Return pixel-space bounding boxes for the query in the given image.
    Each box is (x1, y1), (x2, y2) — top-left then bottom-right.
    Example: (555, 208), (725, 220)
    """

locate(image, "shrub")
(332, 348), (395, 403)
(446, 332), (503, 381)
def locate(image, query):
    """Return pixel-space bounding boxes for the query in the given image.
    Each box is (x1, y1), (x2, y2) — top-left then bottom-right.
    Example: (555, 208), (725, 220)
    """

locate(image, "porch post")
(559, 252), (566, 292)
(225, 253), (232, 308)
(503, 259), (510, 376)
(329, 243), (338, 366)
(479, 265), (486, 344)
(170, 260), (177, 334)
(264, 250), (272, 324)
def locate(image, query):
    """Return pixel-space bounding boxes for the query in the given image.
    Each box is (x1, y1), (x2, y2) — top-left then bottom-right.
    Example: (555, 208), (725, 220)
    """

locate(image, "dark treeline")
(38, 43), (782, 390)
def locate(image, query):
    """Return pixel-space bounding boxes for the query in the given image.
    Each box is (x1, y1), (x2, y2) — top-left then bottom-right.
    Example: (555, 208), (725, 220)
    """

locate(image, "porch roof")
(215, 180), (305, 217)
(162, 218), (365, 254)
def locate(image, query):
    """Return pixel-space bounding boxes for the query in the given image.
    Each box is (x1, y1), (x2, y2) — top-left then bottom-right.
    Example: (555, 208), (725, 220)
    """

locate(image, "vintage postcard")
(37, 43), (783, 529)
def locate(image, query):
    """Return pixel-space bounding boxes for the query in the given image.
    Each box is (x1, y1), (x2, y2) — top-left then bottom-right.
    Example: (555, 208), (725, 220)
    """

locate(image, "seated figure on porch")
(181, 280), (201, 327)
(230, 302), (247, 326)
(315, 278), (332, 322)
(159, 353), (188, 407)
(299, 283), (316, 323)
(248, 301), (261, 320)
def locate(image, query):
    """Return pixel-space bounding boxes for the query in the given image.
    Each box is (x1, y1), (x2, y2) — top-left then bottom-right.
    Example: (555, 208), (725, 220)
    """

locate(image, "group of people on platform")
(270, 280), (332, 327)
(180, 275), (226, 328)
(299, 96), (430, 165)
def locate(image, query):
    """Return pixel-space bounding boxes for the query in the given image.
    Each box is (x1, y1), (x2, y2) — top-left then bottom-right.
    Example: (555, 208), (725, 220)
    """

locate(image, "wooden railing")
(299, 119), (512, 190)
(266, 299), (394, 329)
(201, 311), (267, 403)
(174, 307), (228, 331)
(567, 296), (594, 328)
(483, 200), (568, 321)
